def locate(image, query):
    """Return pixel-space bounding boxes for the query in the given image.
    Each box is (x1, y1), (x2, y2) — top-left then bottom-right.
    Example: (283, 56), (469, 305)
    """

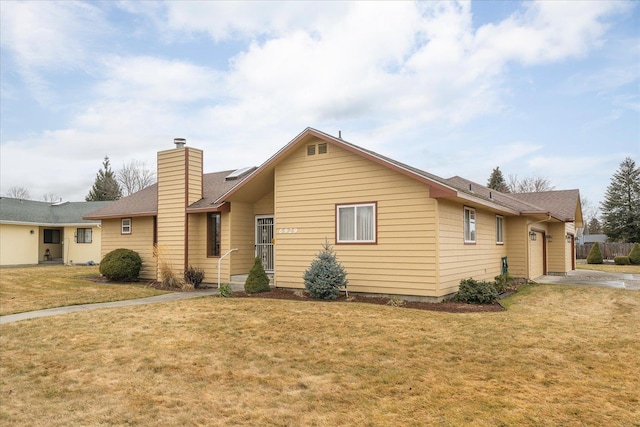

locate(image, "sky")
(1, 1), (639, 213)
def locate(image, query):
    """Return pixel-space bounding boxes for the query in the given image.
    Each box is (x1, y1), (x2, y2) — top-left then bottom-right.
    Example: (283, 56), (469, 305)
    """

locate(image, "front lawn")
(576, 263), (640, 274)
(0, 265), (168, 315)
(1, 284), (638, 426)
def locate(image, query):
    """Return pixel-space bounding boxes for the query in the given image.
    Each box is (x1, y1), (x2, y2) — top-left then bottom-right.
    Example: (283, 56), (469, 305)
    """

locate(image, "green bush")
(99, 248), (142, 281)
(586, 242), (604, 264)
(219, 283), (232, 297)
(455, 278), (498, 304)
(184, 265), (205, 288)
(493, 274), (514, 293)
(629, 243), (640, 265)
(614, 256), (630, 265)
(244, 257), (271, 294)
(303, 241), (348, 300)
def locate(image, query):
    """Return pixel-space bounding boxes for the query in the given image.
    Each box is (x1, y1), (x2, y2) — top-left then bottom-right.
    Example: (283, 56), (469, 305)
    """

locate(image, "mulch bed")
(85, 276), (506, 313)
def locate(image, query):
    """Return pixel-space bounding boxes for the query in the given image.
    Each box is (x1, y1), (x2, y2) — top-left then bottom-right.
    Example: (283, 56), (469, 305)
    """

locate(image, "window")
(318, 142), (328, 154)
(77, 228), (92, 243)
(464, 207), (476, 243)
(121, 218), (131, 234)
(307, 145), (316, 156)
(496, 215), (504, 244)
(208, 212), (221, 257)
(337, 203), (376, 243)
(43, 229), (60, 244)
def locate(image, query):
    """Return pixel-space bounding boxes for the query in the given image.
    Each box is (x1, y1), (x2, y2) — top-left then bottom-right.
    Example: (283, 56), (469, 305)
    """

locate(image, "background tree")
(117, 160), (156, 196)
(507, 174), (555, 193)
(587, 218), (602, 234)
(580, 196), (599, 234)
(42, 193), (61, 203)
(86, 156), (122, 201)
(5, 186), (30, 199)
(486, 167), (509, 192)
(600, 157), (640, 242)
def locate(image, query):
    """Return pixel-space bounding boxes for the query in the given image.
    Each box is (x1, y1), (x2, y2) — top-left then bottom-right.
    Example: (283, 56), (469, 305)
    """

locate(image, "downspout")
(218, 248), (238, 288)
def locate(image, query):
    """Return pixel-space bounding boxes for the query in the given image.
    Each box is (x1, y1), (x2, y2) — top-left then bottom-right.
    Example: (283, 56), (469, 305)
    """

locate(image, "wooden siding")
(186, 212), (233, 284)
(0, 224), (39, 265)
(274, 138), (438, 297)
(157, 146), (202, 277)
(437, 199), (508, 294)
(101, 217), (156, 279)
(547, 222), (568, 274)
(229, 202), (256, 276)
(254, 191), (274, 215)
(505, 217), (528, 278)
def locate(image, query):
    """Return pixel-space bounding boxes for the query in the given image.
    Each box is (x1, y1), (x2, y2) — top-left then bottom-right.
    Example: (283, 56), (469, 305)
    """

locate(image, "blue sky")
(1, 1), (638, 214)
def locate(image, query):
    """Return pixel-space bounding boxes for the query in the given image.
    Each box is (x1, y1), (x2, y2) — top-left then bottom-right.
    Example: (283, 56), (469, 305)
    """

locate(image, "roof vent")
(174, 138), (186, 148)
(225, 166), (257, 181)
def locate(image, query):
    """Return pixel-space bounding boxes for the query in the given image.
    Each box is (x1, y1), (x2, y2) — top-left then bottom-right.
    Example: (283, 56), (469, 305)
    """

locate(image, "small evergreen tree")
(86, 156), (122, 201)
(586, 242), (604, 264)
(487, 167), (509, 193)
(244, 257), (271, 293)
(601, 157), (640, 242)
(629, 243), (640, 265)
(303, 241), (348, 300)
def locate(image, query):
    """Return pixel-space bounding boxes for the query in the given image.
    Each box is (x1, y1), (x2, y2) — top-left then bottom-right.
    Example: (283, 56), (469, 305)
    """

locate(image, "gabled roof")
(0, 198), (109, 225)
(510, 190), (582, 224)
(84, 170), (238, 219)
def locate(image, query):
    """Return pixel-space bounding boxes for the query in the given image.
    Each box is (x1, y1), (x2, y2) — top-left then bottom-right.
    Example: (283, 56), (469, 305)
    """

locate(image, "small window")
(337, 203), (376, 243)
(464, 207), (476, 243)
(77, 228), (92, 244)
(121, 218), (132, 234)
(208, 212), (221, 257)
(307, 145), (316, 156)
(44, 229), (61, 244)
(318, 143), (328, 154)
(496, 215), (504, 244)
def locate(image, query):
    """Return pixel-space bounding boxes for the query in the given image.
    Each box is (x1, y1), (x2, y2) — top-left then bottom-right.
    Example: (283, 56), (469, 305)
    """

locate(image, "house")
(85, 128), (583, 300)
(0, 198), (110, 266)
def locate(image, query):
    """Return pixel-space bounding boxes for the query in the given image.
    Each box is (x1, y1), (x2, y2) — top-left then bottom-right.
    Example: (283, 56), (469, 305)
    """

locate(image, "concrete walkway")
(536, 269), (640, 291)
(0, 289), (221, 325)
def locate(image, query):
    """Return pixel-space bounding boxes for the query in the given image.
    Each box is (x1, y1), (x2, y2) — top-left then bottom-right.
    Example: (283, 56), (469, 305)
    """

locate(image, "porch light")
(566, 234), (572, 243)
(529, 231), (537, 241)
(546, 235), (553, 242)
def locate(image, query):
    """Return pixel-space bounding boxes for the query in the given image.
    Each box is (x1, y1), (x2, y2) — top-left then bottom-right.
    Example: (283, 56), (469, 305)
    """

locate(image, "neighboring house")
(577, 234), (607, 245)
(0, 198), (109, 266)
(85, 128), (583, 300)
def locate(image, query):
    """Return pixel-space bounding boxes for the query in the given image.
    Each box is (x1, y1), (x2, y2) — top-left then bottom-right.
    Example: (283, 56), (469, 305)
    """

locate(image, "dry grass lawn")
(576, 263), (640, 274)
(1, 284), (638, 426)
(0, 265), (167, 315)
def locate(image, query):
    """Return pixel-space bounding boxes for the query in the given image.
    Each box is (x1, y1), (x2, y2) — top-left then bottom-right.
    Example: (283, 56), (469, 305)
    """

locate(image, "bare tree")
(43, 193), (61, 203)
(507, 174), (555, 193)
(5, 186), (31, 199)
(117, 160), (156, 196)
(580, 196), (599, 232)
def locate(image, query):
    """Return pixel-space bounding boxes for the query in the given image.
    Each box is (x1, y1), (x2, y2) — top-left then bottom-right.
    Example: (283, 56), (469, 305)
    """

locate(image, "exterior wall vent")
(318, 143), (328, 154)
(174, 138), (186, 148)
(307, 145), (316, 156)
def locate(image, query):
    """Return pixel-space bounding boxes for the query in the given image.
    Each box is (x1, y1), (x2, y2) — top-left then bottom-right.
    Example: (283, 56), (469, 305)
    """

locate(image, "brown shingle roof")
(510, 190), (581, 222)
(84, 170), (239, 219)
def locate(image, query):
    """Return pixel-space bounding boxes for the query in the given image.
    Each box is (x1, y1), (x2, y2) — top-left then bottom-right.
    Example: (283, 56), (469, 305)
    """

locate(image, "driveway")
(536, 269), (640, 290)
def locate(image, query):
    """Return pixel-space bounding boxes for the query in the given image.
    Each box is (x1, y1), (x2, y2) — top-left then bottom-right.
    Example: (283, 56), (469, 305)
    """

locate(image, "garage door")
(530, 231), (545, 279)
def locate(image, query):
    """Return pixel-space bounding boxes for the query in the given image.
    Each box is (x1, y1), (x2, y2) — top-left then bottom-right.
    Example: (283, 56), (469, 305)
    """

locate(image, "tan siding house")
(85, 128), (583, 300)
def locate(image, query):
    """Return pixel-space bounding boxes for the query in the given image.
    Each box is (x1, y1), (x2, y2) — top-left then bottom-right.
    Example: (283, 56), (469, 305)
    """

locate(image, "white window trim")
(336, 203), (376, 243)
(464, 207), (476, 243)
(496, 215), (504, 244)
(121, 218), (132, 235)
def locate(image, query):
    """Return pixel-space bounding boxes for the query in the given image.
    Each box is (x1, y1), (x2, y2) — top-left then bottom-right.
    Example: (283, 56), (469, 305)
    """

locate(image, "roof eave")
(83, 211), (157, 220)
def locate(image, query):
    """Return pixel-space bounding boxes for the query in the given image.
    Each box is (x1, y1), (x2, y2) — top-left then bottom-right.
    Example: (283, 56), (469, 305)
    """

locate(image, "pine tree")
(600, 157), (640, 243)
(244, 257), (271, 293)
(487, 167), (509, 193)
(86, 156), (122, 201)
(303, 240), (348, 300)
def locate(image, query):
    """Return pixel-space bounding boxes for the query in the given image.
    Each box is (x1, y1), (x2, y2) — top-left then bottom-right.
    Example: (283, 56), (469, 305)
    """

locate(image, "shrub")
(303, 241), (348, 300)
(455, 278), (498, 304)
(614, 256), (630, 265)
(586, 242), (603, 264)
(493, 274), (514, 293)
(219, 283), (232, 297)
(99, 248), (142, 281)
(153, 245), (184, 290)
(244, 257), (271, 294)
(629, 243), (640, 265)
(184, 265), (205, 288)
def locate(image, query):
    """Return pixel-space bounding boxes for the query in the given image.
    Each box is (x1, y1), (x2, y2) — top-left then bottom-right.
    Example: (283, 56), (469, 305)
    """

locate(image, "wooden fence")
(576, 242), (635, 259)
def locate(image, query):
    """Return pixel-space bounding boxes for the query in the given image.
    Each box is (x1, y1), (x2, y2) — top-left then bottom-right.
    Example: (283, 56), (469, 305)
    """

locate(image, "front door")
(255, 215), (274, 273)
